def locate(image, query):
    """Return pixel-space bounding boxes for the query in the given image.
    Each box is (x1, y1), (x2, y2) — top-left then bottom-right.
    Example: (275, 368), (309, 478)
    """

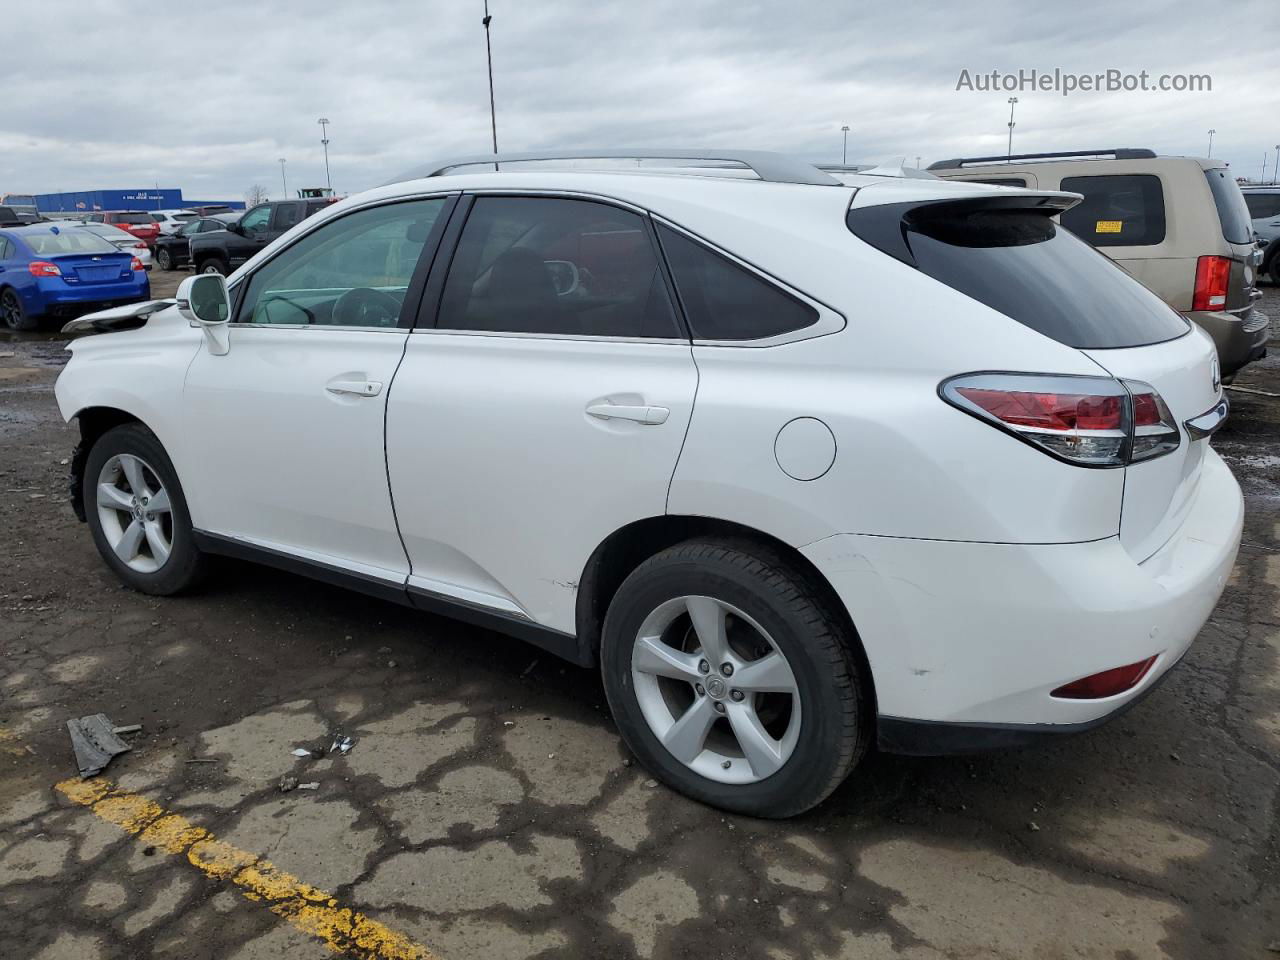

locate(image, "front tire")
(1, 288), (38, 331)
(601, 538), (871, 818)
(83, 423), (207, 595)
(198, 256), (228, 276)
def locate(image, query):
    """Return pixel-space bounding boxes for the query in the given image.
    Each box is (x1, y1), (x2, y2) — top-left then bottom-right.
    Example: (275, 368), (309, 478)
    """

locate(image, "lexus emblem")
(1211, 357), (1221, 394)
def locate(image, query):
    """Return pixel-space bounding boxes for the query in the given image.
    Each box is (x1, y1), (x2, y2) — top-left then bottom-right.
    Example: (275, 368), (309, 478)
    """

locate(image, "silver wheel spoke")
(661, 697), (718, 764)
(114, 520), (145, 563)
(143, 520), (171, 565)
(685, 596), (730, 665)
(732, 652), (797, 694)
(97, 482), (133, 513)
(119, 455), (150, 498)
(146, 487), (171, 514)
(633, 635), (702, 683)
(727, 703), (785, 779)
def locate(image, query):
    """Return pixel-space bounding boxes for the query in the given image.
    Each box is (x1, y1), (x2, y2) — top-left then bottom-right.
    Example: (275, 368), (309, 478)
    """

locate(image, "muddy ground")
(0, 272), (1277, 959)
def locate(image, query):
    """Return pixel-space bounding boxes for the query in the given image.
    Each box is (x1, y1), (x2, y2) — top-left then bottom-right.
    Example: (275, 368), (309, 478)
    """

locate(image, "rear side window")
(656, 225), (817, 340)
(847, 199), (1189, 349)
(1204, 169), (1254, 243)
(1059, 174), (1166, 247)
(1243, 193), (1280, 220)
(437, 196), (681, 338)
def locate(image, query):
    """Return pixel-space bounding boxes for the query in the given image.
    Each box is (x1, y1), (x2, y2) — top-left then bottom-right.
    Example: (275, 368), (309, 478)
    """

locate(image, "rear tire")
(83, 423), (207, 595)
(198, 256), (228, 276)
(155, 247), (173, 271)
(601, 538), (871, 818)
(1, 288), (38, 331)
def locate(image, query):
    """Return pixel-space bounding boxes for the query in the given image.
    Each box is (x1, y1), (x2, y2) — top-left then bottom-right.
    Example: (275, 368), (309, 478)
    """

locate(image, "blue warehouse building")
(30, 188), (245, 213)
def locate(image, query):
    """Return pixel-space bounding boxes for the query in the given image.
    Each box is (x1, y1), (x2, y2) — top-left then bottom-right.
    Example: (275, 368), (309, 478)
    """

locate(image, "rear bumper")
(803, 448), (1242, 747)
(29, 277), (150, 315)
(1189, 308), (1269, 377)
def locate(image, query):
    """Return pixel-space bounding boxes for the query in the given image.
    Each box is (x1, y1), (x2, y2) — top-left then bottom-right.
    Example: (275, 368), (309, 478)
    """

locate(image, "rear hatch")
(1203, 167), (1262, 314)
(52, 252), (136, 284)
(847, 188), (1219, 559)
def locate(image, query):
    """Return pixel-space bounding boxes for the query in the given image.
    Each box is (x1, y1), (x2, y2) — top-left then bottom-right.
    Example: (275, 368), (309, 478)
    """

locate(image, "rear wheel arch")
(576, 515), (876, 708)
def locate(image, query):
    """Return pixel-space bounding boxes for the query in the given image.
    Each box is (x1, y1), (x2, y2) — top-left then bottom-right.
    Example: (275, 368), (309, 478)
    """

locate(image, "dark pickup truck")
(188, 198), (332, 275)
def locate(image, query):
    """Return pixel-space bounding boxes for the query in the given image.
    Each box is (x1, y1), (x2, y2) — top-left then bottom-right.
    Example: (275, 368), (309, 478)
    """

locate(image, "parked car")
(0, 223), (148, 330)
(1242, 186), (1280, 284)
(1, 194), (40, 222)
(187, 204), (235, 217)
(0, 205), (31, 227)
(150, 209), (199, 236)
(73, 222), (153, 270)
(188, 198), (330, 274)
(80, 211), (162, 247)
(153, 215), (240, 271)
(929, 149), (1268, 381)
(54, 149), (1241, 817)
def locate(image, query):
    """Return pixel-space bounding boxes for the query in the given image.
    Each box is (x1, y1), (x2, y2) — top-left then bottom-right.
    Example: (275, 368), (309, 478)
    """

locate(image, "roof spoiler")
(928, 148), (1157, 170)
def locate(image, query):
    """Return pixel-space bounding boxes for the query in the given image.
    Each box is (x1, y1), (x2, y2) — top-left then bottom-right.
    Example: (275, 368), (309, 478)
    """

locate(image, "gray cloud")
(1, 0), (1275, 203)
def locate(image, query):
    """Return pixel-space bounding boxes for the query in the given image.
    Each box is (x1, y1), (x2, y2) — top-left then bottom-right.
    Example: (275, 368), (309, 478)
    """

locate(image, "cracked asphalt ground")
(1, 271), (1278, 960)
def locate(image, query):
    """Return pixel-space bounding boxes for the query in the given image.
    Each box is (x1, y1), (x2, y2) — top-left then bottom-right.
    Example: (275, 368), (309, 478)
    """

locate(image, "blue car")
(0, 223), (150, 330)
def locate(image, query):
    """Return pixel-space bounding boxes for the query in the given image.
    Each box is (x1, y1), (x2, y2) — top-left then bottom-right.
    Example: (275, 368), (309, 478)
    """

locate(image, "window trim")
(226, 192), (461, 331)
(651, 215), (845, 347)
(413, 189), (692, 343)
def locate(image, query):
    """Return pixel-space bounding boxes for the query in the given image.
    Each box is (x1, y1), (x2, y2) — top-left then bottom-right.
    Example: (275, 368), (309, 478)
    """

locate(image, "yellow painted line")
(57, 778), (437, 960)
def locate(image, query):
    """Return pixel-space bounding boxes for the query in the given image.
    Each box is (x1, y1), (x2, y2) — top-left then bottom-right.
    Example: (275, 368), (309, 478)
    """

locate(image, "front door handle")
(326, 379), (383, 398)
(586, 402), (669, 425)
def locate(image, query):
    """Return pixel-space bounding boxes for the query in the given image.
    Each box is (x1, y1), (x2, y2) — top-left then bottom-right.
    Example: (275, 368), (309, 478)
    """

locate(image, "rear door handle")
(326, 380), (383, 398)
(586, 402), (670, 425)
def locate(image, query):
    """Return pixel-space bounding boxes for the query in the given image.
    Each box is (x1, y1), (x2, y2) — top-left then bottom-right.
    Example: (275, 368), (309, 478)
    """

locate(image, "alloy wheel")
(631, 595), (801, 785)
(2, 290), (23, 329)
(95, 454), (174, 573)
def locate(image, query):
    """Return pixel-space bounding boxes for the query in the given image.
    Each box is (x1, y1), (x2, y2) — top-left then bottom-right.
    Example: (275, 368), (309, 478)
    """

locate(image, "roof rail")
(386, 149), (842, 187)
(927, 148), (1157, 170)
(817, 159), (939, 180)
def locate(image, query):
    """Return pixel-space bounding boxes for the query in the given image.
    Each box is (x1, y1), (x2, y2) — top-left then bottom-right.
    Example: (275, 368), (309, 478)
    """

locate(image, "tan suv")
(929, 149), (1268, 381)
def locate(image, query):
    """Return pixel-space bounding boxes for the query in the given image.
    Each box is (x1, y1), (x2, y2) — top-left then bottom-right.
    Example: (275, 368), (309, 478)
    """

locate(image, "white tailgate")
(1084, 328), (1222, 561)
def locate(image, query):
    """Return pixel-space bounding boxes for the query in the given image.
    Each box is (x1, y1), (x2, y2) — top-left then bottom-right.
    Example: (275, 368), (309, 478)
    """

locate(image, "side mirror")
(176, 274), (231, 356)
(226, 221), (243, 235)
(1258, 237), (1271, 249)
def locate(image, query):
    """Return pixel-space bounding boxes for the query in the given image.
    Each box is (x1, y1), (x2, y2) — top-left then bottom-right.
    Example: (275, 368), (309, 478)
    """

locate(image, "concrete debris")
(279, 775), (299, 793)
(66, 714), (133, 778)
(292, 748), (312, 758)
(297, 782), (320, 790)
(330, 735), (353, 754)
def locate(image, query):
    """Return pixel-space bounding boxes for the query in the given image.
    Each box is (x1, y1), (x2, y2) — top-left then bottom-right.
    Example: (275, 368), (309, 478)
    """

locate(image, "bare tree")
(244, 184), (270, 206)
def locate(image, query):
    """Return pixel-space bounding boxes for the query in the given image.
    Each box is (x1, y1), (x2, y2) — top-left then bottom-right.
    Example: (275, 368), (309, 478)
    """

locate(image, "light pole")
(482, 0), (498, 170)
(317, 118), (332, 192)
(1006, 97), (1018, 158)
(1207, 129), (1215, 158)
(1274, 144), (1279, 185)
(278, 158), (288, 199)
(840, 125), (849, 165)
(915, 155), (922, 169)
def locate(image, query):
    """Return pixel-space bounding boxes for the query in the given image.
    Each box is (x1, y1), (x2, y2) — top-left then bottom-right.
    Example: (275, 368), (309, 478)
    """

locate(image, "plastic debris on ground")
(66, 714), (137, 778)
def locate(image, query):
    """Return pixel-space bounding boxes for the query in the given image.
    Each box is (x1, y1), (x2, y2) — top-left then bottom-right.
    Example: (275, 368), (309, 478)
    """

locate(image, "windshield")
(847, 198), (1190, 350)
(23, 229), (120, 255)
(1204, 169), (1253, 244)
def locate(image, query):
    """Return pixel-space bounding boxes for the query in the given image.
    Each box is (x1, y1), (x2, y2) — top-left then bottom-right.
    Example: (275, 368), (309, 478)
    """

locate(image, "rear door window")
(436, 196), (682, 338)
(656, 225), (817, 340)
(847, 199), (1189, 349)
(1059, 174), (1166, 246)
(1204, 169), (1255, 243)
(271, 202), (304, 232)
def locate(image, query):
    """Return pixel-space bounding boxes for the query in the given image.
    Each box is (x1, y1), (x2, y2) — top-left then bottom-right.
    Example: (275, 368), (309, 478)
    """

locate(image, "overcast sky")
(2, 0), (1276, 202)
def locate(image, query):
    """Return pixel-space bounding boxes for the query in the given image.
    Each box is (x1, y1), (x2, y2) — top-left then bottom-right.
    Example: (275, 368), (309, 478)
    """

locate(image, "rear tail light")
(130, 256), (145, 271)
(1051, 655), (1158, 699)
(28, 260), (61, 277)
(942, 373), (1180, 467)
(1192, 255), (1231, 311)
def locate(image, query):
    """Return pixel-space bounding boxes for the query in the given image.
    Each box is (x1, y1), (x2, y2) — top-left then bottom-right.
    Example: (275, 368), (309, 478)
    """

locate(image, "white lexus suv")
(55, 150), (1243, 817)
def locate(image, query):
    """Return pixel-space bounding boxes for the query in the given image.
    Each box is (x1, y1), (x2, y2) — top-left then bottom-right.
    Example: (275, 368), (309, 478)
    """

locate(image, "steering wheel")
(331, 287), (401, 327)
